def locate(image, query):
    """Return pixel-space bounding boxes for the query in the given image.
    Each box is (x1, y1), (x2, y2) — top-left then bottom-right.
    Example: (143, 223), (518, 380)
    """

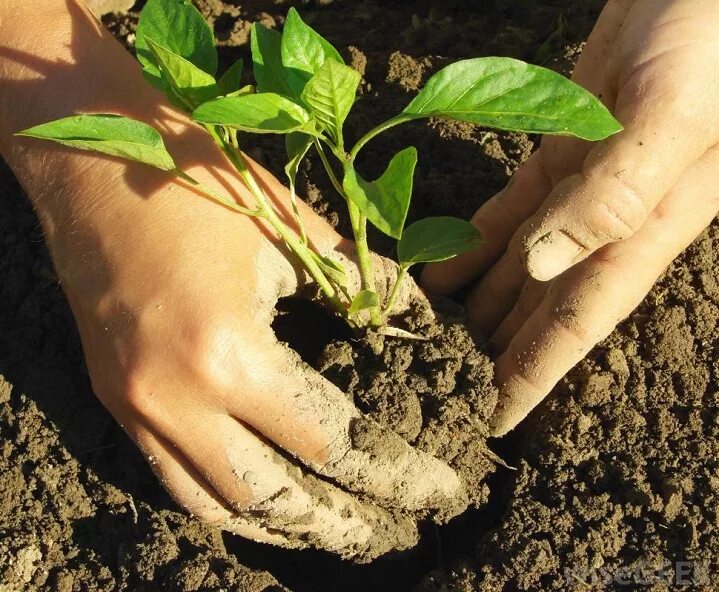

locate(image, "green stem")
(173, 169), (261, 217)
(288, 182), (308, 244)
(206, 126), (345, 315)
(349, 115), (410, 160)
(315, 140), (381, 327)
(314, 139), (345, 195)
(348, 201), (381, 327)
(383, 264), (409, 318)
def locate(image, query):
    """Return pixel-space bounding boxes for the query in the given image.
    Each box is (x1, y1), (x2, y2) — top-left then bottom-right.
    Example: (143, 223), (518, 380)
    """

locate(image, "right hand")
(28, 123), (462, 559)
(0, 0), (463, 559)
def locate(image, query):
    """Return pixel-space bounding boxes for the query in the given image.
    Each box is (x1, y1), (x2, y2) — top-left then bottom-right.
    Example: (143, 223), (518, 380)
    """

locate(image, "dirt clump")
(317, 297), (498, 512)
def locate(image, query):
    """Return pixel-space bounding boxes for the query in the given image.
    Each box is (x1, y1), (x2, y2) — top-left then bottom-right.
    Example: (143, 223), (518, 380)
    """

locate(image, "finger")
(464, 229), (530, 337)
(421, 152), (552, 295)
(521, 14), (719, 281)
(221, 326), (465, 516)
(148, 411), (418, 558)
(490, 278), (548, 352)
(537, 0), (631, 184)
(421, 0), (632, 296)
(490, 145), (719, 436)
(132, 427), (290, 547)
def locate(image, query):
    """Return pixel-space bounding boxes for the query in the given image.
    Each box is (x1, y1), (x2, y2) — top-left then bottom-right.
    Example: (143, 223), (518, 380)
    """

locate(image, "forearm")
(0, 1), (152, 230)
(0, 1), (230, 264)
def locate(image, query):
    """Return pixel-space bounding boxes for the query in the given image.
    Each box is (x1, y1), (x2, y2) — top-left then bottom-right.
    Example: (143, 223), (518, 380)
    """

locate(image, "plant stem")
(288, 182), (308, 244)
(314, 139), (345, 195)
(315, 140), (381, 327)
(348, 201), (381, 327)
(173, 169), (261, 217)
(383, 264), (409, 317)
(349, 115), (411, 160)
(205, 125), (345, 314)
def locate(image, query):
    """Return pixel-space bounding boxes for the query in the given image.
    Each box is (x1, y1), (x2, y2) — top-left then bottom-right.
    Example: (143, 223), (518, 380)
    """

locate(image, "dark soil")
(315, 298), (498, 512)
(1, 0), (717, 591)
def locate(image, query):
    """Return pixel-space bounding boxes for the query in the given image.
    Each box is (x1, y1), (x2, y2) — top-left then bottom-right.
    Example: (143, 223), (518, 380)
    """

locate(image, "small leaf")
(348, 290), (380, 314)
(300, 60), (360, 145)
(17, 115), (176, 171)
(251, 23), (292, 96)
(217, 59), (244, 95)
(398, 217), (483, 265)
(342, 147), (417, 239)
(284, 132), (313, 191)
(309, 252), (348, 290)
(146, 38), (219, 110)
(281, 7), (344, 99)
(402, 57), (622, 141)
(225, 84), (255, 98)
(192, 93), (312, 134)
(136, 0), (217, 91)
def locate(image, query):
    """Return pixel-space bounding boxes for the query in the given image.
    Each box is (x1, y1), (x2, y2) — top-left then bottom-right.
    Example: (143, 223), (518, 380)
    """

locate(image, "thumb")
(520, 38), (719, 281)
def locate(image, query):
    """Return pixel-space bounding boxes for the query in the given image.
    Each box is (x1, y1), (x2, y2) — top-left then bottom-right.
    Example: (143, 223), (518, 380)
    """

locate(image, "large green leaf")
(251, 23), (292, 96)
(281, 7), (344, 99)
(342, 147), (417, 239)
(398, 217), (483, 265)
(300, 60), (360, 145)
(136, 0), (218, 89)
(146, 39), (219, 110)
(16, 115), (176, 171)
(401, 57), (622, 141)
(217, 60), (244, 96)
(192, 93), (312, 133)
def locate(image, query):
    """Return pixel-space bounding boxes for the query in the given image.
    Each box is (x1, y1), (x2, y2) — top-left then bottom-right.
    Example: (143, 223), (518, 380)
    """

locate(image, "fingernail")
(488, 410), (515, 438)
(525, 230), (583, 281)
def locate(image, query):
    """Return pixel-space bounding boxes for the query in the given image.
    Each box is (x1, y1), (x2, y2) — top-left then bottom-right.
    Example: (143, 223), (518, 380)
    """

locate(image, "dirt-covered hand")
(423, 0), (719, 436)
(58, 153), (461, 559)
(0, 0), (462, 560)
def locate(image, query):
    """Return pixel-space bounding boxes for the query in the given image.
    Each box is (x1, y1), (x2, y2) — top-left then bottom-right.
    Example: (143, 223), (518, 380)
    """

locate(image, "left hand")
(422, 0), (719, 436)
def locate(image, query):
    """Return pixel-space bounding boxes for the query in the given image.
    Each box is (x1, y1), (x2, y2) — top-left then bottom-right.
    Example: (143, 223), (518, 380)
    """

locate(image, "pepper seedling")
(17, 0), (622, 329)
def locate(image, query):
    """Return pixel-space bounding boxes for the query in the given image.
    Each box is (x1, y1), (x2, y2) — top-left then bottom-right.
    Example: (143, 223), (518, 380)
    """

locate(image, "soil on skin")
(1, 0), (717, 591)
(315, 298), (498, 512)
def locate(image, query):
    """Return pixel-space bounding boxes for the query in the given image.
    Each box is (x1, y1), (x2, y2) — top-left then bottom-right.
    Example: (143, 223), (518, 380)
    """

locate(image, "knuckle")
(120, 371), (159, 420)
(584, 172), (648, 242)
(544, 290), (594, 345)
(181, 316), (250, 393)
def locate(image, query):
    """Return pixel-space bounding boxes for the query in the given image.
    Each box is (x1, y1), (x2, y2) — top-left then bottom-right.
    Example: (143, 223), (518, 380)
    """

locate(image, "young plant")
(17, 0), (622, 330)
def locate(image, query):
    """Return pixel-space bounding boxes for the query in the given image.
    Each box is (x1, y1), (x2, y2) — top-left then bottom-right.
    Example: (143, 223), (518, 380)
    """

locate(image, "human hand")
(1, 0), (462, 560)
(54, 147), (461, 559)
(423, 0), (719, 436)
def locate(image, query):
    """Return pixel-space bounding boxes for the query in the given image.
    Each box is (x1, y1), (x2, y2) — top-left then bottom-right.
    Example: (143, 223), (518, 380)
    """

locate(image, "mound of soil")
(315, 299), (498, 512)
(1, 0), (717, 591)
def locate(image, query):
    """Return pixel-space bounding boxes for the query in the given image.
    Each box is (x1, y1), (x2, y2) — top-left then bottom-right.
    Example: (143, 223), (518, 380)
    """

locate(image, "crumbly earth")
(0, 0), (717, 591)
(316, 297), (498, 511)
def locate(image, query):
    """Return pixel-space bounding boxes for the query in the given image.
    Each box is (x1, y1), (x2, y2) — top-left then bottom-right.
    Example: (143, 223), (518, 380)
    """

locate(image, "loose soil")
(1, 1), (717, 591)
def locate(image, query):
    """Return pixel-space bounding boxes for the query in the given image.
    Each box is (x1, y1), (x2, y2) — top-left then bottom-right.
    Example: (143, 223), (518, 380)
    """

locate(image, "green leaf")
(284, 132), (313, 192)
(16, 115), (176, 171)
(348, 290), (380, 314)
(342, 147), (417, 239)
(146, 38), (219, 109)
(251, 23), (292, 96)
(136, 0), (217, 91)
(281, 7), (344, 99)
(398, 217), (484, 265)
(192, 93), (312, 133)
(401, 57), (622, 141)
(300, 60), (360, 145)
(309, 252), (348, 291)
(225, 84), (255, 98)
(217, 60), (244, 95)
